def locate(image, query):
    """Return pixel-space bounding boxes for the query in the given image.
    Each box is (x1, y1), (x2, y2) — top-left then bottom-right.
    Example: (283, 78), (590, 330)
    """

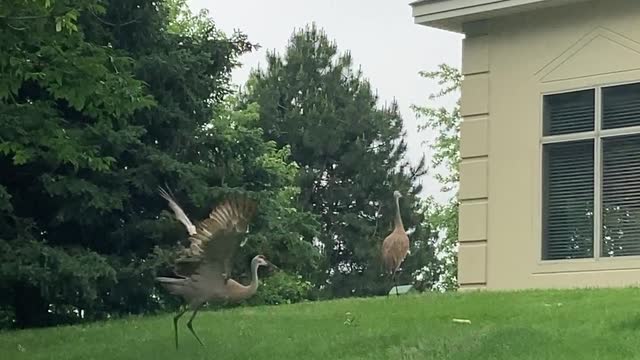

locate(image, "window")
(542, 82), (640, 260)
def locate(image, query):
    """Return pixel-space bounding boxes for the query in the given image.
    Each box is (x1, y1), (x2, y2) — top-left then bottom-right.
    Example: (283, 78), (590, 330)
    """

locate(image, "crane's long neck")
(394, 195), (404, 230)
(248, 261), (260, 295)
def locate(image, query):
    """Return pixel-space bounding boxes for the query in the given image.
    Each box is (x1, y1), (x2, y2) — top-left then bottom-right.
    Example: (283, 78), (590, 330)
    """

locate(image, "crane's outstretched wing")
(173, 194), (257, 279)
(159, 186), (197, 236)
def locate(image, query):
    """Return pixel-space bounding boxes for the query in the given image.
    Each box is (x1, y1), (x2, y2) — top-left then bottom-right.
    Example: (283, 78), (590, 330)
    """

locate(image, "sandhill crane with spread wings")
(156, 187), (277, 349)
(381, 190), (409, 296)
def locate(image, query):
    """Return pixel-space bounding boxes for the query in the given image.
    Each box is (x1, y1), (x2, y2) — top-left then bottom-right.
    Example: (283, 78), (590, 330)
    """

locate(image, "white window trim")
(540, 80), (640, 262)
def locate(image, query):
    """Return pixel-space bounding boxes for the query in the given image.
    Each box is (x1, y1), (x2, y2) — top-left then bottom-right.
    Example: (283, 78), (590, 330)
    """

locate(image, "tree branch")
(89, 10), (139, 27)
(0, 15), (49, 20)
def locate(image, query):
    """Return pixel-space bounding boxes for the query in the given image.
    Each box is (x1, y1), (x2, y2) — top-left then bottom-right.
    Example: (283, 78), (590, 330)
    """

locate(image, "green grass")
(3, 287), (640, 359)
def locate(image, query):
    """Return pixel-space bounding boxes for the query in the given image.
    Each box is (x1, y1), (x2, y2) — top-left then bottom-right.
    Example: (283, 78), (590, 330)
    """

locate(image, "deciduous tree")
(412, 64), (462, 291)
(0, 0), (317, 328)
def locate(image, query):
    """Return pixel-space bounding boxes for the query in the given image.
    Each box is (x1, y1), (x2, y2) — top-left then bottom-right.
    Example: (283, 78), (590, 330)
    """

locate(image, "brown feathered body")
(382, 191), (409, 276)
(382, 229), (409, 274)
(157, 256), (264, 307)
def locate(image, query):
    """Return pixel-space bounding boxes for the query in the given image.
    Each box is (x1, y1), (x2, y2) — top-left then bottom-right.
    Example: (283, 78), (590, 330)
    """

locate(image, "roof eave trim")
(410, 0), (583, 33)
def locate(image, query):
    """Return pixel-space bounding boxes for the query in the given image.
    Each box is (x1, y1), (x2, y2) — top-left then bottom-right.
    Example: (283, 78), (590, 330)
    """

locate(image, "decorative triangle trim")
(536, 27), (640, 83)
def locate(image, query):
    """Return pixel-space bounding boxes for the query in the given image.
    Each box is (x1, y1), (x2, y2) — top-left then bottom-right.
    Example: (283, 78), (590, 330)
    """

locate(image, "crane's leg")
(394, 272), (399, 297)
(173, 306), (188, 350)
(223, 258), (231, 284)
(186, 304), (205, 347)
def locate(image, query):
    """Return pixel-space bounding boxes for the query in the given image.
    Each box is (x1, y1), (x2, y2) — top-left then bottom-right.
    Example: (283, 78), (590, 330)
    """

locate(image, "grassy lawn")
(3, 287), (640, 359)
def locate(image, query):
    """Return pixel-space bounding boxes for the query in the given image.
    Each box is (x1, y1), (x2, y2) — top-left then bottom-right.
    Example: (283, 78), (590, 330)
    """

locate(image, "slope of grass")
(3, 287), (640, 359)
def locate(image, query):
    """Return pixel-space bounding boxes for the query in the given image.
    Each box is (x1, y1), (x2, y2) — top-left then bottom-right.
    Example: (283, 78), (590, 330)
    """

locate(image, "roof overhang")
(410, 0), (592, 33)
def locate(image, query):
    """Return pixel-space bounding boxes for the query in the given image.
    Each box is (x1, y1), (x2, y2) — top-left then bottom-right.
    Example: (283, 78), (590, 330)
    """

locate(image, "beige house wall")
(458, 20), (490, 290)
(457, 0), (640, 289)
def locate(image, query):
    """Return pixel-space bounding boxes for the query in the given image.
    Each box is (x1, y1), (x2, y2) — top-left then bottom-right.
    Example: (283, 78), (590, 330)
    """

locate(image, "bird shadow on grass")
(611, 314), (640, 332)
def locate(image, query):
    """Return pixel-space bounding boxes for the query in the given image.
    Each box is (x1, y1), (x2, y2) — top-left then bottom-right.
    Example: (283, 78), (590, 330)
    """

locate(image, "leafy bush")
(248, 272), (313, 306)
(0, 305), (14, 329)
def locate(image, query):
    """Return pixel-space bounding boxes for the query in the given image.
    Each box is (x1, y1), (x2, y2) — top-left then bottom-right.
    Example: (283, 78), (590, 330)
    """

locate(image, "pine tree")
(242, 24), (441, 297)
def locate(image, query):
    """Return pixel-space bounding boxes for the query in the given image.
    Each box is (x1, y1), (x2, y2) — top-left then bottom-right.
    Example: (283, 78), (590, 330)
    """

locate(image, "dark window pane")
(543, 89), (595, 136)
(543, 140), (594, 260)
(602, 83), (640, 130)
(602, 134), (640, 257)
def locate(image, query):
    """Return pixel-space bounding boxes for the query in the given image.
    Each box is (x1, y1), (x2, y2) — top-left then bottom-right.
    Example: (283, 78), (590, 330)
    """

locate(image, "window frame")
(540, 80), (640, 262)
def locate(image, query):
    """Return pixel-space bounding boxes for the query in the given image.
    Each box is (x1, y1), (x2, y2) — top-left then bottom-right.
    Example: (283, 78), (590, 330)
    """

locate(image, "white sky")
(187, 0), (463, 202)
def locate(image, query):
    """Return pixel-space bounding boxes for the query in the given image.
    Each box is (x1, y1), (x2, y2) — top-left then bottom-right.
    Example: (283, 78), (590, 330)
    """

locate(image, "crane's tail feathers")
(174, 256), (201, 276)
(156, 277), (187, 295)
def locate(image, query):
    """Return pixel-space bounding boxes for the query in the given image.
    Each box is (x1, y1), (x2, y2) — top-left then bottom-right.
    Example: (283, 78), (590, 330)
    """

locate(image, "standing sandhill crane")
(156, 188), (278, 349)
(381, 190), (410, 296)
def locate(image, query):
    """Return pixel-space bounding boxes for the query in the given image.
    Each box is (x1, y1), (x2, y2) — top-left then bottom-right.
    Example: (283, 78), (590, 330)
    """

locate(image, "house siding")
(458, 22), (490, 289)
(458, 0), (640, 289)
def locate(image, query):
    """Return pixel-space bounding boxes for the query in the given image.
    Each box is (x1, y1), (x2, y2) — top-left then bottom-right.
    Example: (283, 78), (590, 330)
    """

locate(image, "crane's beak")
(266, 260), (279, 271)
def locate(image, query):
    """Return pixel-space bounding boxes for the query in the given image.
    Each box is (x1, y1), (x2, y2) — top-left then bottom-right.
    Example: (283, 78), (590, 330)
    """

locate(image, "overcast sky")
(187, 0), (463, 202)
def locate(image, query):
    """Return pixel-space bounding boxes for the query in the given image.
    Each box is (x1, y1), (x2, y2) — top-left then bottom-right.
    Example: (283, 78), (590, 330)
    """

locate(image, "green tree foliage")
(206, 99), (321, 285)
(412, 64), (462, 291)
(241, 24), (443, 297)
(0, 0), (317, 328)
(1, 0), (156, 328)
